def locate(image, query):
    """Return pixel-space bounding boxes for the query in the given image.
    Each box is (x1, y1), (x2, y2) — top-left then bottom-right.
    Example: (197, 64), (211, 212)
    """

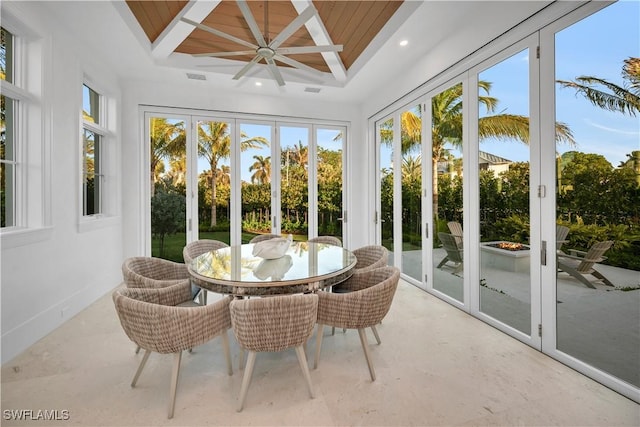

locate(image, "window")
(82, 83), (106, 217)
(1, 27), (16, 227)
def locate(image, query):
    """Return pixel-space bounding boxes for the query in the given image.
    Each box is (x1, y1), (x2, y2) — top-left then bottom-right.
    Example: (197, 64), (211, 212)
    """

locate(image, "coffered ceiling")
(125, 1), (404, 86)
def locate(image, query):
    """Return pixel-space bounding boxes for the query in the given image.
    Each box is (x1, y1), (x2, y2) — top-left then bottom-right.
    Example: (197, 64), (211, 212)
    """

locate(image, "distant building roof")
(479, 150), (512, 165)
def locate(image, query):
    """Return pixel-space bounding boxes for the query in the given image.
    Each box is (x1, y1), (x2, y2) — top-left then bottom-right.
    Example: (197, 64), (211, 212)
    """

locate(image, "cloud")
(584, 118), (640, 136)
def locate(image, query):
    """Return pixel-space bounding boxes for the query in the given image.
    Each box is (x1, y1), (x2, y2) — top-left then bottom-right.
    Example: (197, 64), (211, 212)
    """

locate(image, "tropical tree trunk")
(210, 161), (217, 228)
(432, 156), (439, 223)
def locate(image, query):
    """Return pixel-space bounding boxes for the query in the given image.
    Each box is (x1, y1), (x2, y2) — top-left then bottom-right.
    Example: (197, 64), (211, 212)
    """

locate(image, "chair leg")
(131, 349), (151, 387)
(237, 351), (257, 412)
(239, 348), (245, 371)
(314, 324), (325, 369)
(592, 269), (614, 287)
(168, 351), (182, 419)
(295, 345), (315, 399)
(221, 331), (233, 376)
(370, 325), (381, 345)
(134, 345), (141, 354)
(357, 328), (376, 381)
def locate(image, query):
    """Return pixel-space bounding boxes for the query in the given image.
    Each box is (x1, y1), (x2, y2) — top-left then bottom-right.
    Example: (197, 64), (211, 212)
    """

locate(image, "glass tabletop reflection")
(190, 241), (356, 289)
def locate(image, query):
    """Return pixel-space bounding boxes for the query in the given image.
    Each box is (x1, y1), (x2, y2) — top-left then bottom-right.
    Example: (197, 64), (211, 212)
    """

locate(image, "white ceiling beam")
(290, 0), (347, 83)
(151, 0), (221, 59)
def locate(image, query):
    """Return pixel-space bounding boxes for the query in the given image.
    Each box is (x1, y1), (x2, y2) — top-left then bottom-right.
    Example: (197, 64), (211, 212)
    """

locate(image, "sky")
(379, 0), (639, 171)
(477, 0), (639, 167)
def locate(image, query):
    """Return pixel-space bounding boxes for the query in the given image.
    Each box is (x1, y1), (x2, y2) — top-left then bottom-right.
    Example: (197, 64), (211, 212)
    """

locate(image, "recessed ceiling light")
(255, 81), (263, 87)
(399, 40), (409, 47)
(186, 73), (206, 80)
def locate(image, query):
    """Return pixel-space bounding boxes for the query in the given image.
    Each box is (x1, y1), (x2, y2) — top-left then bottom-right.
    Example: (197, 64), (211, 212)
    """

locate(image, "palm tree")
(150, 118), (185, 196)
(401, 155), (422, 182)
(557, 57), (640, 117)
(249, 155), (271, 184)
(384, 81), (575, 219)
(198, 121), (268, 227)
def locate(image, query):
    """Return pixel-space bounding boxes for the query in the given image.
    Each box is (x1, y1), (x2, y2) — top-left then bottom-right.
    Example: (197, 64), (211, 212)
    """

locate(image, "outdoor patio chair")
(308, 236), (342, 246)
(447, 221), (463, 248)
(437, 232), (464, 274)
(556, 225), (570, 255)
(230, 293), (318, 412)
(183, 239), (229, 305)
(557, 240), (614, 288)
(249, 233), (282, 243)
(112, 284), (233, 419)
(314, 266), (400, 381)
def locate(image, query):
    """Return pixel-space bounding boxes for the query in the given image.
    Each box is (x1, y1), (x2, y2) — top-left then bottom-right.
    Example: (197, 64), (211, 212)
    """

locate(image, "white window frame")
(78, 76), (118, 232)
(0, 6), (53, 248)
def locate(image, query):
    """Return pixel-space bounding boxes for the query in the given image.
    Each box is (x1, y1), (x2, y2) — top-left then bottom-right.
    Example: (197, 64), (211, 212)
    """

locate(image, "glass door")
(476, 43), (535, 336)
(315, 126), (345, 243)
(430, 82), (465, 303)
(377, 117), (395, 263)
(148, 114), (188, 262)
(239, 121), (272, 242)
(543, 0), (640, 397)
(278, 124), (310, 240)
(194, 118), (234, 245)
(401, 105), (423, 282)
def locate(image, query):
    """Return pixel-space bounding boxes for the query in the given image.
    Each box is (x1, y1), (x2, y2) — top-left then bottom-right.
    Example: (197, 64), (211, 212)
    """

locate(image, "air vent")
(304, 87), (321, 93)
(187, 73), (206, 81)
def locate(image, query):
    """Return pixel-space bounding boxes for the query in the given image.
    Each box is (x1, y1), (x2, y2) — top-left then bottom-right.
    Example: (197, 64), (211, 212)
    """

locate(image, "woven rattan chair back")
(229, 293), (318, 411)
(352, 245), (388, 274)
(121, 256), (190, 289)
(314, 266), (400, 381)
(183, 239), (228, 265)
(308, 236), (342, 246)
(112, 285), (232, 418)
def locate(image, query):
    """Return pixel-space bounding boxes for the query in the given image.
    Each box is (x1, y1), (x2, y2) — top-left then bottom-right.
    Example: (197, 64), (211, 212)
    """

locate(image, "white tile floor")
(2, 280), (639, 426)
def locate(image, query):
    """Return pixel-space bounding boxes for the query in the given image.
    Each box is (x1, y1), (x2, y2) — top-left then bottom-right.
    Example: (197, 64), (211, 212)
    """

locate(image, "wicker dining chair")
(308, 236), (342, 246)
(331, 245), (388, 292)
(249, 233), (282, 243)
(329, 244), (389, 336)
(121, 256), (193, 354)
(229, 293), (318, 412)
(314, 266), (400, 381)
(112, 283), (233, 419)
(183, 239), (229, 305)
(121, 256), (190, 289)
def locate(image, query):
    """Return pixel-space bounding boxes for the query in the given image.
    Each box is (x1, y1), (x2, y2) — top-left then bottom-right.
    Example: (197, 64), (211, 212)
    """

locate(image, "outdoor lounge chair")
(557, 240), (614, 288)
(556, 225), (570, 255)
(447, 221), (463, 248)
(437, 232), (463, 274)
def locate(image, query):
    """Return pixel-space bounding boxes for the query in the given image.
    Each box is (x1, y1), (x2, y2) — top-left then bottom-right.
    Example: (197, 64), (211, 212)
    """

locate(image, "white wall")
(1, 2), (123, 363)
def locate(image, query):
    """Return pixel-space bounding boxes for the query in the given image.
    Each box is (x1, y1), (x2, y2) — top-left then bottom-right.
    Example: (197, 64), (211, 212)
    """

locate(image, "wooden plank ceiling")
(126, 1), (403, 74)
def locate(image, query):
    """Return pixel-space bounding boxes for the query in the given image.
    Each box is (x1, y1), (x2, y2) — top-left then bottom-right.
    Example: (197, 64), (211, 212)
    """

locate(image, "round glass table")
(188, 241), (357, 296)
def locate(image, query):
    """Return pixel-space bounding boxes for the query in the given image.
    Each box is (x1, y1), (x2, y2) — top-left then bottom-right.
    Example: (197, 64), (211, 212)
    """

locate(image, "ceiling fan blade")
(236, 0), (267, 47)
(269, 5), (316, 50)
(181, 17), (258, 50)
(266, 58), (285, 86)
(274, 54), (326, 78)
(277, 45), (343, 55)
(193, 51), (256, 58)
(233, 55), (261, 80)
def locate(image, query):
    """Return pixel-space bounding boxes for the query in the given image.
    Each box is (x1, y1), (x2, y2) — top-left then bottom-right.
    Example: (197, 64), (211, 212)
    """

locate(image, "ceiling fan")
(181, 0), (343, 86)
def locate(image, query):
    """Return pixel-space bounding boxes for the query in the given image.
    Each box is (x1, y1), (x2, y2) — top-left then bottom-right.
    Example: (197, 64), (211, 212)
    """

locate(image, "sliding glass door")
(147, 111), (347, 261)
